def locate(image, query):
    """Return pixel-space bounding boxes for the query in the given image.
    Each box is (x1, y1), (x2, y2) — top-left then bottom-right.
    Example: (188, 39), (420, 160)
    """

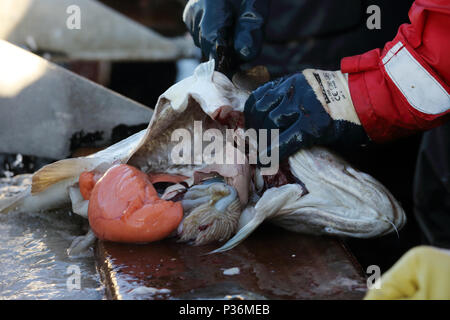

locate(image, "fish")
(0, 60), (406, 254)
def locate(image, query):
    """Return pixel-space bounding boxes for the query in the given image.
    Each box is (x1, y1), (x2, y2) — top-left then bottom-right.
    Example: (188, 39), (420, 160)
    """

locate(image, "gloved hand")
(244, 69), (369, 162)
(365, 246), (450, 300)
(183, 0), (270, 62)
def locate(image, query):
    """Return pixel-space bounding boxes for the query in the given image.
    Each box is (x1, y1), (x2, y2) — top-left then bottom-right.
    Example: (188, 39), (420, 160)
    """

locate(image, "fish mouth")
(177, 178), (241, 245)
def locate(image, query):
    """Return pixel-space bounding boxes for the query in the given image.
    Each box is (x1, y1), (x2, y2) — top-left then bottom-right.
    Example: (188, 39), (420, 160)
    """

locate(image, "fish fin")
(0, 188), (30, 213)
(208, 215), (264, 254)
(67, 229), (97, 257)
(31, 158), (93, 194)
(194, 59), (215, 80)
(209, 184), (303, 253)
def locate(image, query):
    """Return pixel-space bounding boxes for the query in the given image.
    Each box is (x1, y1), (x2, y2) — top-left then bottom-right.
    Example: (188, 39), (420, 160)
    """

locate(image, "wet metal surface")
(0, 175), (103, 299)
(96, 225), (367, 300)
(0, 0), (196, 62)
(0, 40), (152, 159)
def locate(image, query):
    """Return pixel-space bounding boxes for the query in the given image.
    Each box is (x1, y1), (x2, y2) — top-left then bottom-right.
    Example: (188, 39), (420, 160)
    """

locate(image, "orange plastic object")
(87, 164), (183, 243)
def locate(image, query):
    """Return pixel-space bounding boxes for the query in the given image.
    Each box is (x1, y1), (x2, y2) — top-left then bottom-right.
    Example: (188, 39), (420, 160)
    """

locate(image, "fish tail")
(31, 158), (95, 194)
(0, 188), (29, 214)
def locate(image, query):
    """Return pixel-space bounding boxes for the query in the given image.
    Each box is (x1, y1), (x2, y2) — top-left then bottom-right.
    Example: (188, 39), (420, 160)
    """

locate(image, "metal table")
(95, 225), (367, 300)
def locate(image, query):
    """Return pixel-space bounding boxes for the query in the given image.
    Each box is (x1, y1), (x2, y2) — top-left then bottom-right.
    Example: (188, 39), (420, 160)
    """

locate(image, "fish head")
(124, 61), (266, 245)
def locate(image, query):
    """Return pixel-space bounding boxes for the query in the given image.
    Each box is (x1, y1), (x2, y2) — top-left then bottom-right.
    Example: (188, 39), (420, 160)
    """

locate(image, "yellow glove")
(365, 246), (450, 300)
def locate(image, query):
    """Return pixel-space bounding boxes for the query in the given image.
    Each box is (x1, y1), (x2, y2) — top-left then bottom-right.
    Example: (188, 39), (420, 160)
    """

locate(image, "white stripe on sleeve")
(383, 42), (450, 115)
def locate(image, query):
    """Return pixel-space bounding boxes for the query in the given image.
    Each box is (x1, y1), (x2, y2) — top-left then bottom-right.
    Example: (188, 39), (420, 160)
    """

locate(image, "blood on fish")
(212, 106), (245, 129)
(262, 160), (297, 190)
(198, 224), (210, 231)
(83, 164), (183, 243)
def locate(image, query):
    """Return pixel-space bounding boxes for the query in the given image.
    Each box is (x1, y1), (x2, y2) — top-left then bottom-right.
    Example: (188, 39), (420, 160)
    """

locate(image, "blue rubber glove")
(244, 69), (369, 163)
(183, 0), (270, 62)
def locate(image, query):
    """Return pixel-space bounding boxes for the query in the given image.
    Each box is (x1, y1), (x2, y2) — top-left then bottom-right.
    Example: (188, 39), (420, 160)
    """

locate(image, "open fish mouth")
(0, 60), (406, 253)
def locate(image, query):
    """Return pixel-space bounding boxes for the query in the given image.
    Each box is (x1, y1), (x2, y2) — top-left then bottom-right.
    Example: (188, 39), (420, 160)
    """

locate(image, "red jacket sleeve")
(341, 0), (450, 142)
